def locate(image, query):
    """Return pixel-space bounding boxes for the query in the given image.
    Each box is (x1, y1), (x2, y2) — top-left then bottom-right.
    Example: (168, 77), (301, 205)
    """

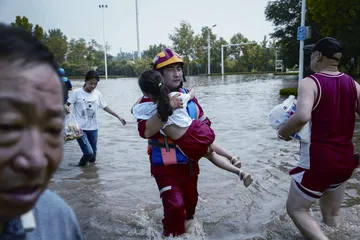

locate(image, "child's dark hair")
(138, 70), (173, 122)
(85, 70), (100, 81)
(83, 70), (100, 87)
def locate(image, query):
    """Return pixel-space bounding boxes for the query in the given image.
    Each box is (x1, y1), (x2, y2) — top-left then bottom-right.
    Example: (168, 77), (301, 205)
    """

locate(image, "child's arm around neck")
(188, 88), (195, 100)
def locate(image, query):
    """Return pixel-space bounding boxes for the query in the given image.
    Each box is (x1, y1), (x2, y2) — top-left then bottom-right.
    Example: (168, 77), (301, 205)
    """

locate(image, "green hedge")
(67, 75), (132, 79)
(208, 71), (274, 76)
(279, 87), (298, 97)
(274, 72), (298, 76)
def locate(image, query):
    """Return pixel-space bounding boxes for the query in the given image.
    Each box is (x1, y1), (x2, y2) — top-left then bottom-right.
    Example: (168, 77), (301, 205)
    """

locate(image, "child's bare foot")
(239, 170), (253, 188)
(230, 157), (242, 168)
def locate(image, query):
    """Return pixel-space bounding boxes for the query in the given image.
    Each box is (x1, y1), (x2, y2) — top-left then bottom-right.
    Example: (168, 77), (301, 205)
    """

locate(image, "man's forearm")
(278, 114), (307, 137)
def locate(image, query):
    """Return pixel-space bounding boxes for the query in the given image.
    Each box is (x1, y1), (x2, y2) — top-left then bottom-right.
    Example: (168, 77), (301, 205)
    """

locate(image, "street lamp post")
(298, 0), (306, 82)
(221, 42), (256, 75)
(135, 0), (141, 59)
(99, 4), (108, 80)
(207, 24), (217, 75)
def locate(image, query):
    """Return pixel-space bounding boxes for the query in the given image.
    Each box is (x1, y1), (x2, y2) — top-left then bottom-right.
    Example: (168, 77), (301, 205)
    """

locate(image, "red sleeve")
(137, 119), (147, 139)
(192, 97), (205, 118)
(136, 96), (161, 139)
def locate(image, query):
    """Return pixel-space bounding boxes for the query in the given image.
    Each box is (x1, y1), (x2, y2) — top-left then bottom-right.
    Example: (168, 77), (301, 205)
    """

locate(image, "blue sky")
(0, 0), (275, 55)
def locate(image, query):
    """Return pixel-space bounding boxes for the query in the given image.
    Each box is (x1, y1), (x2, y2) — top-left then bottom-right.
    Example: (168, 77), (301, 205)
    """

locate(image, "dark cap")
(303, 37), (343, 61)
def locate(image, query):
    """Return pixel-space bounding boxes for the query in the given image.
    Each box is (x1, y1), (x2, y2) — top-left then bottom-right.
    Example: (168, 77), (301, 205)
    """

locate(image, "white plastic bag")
(63, 113), (83, 141)
(269, 95), (297, 129)
(269, 95), (310, 143)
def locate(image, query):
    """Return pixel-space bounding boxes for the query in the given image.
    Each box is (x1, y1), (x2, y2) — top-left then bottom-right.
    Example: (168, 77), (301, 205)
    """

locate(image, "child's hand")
(189, 88), (195, 99)
(170, 93), (183, 109)
(118, 117), (126, 125)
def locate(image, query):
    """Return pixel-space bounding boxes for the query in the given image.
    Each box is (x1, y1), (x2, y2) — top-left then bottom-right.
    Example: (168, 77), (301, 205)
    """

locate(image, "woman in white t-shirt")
(66, 70), (126, 166)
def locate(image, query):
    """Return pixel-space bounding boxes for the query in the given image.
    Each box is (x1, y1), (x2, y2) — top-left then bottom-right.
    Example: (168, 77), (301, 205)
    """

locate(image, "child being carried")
(132, 70), (253, 187)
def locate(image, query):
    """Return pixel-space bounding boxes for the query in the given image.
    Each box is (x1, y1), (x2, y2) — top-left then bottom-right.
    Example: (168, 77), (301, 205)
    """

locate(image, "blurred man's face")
(162, 64), (183, 91)
(0, 61), (64, 221)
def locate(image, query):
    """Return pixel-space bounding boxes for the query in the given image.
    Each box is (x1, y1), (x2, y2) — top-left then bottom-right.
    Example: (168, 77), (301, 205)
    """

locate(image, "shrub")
(279, 87), (298, 97)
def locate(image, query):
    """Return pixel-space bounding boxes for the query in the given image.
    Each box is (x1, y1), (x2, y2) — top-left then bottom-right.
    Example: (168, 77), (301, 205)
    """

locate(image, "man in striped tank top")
(278, 37), (360, 240)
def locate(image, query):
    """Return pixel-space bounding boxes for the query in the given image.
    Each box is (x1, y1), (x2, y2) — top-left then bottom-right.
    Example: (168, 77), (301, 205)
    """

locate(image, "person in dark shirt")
(58, 67), (73, 103)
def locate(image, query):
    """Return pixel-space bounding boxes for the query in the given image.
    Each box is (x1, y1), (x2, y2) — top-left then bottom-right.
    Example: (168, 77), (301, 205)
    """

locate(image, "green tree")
(265, 0), (301, 69)
(87, 39), (104, 67)
(132, 57), (153, 76)
(116, 60), (135, 76)
(60, 61), (90, 76)
(229, 33), (248, 71)
(308, 0), (360, 75)
(169, 21), (195, 75)
(257, 36), (276, 72)
(11, 16), (44, 41)
(142, 44), (167, 59)
(67, 38), (88, 65)
(33, 24), (44, 41)
(11, 16), (33, 32)
(192, 34), (207, 74)
(308, 0), (359, 37)
(192, 27), (218, 74)
(265, 0), (322, 72)
(243, 43), (260, 72)
(44, 29), (68, 63)
(212, 37), (228, 73)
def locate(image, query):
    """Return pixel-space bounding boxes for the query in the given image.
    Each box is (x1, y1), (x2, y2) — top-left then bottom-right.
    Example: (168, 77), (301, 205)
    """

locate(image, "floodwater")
(50, 74), (360, 240)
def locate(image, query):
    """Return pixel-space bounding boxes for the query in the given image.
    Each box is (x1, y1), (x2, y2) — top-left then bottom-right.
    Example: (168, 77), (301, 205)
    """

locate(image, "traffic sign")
(297, 26), (306, 41)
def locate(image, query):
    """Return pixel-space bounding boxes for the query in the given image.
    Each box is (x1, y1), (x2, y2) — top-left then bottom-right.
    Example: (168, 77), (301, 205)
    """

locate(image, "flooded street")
(50, 75), (360, 240)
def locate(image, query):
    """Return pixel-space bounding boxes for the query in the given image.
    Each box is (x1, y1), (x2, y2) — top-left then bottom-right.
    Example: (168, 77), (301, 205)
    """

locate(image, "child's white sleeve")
(132, 102), (157, 120)
(181, 93), (190, 104)
(168, 91), (190, 104)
